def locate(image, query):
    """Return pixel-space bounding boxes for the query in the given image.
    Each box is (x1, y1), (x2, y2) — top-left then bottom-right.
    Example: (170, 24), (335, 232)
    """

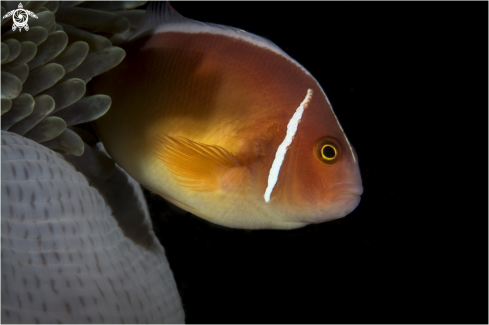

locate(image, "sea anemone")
(1, 1), (184, 323)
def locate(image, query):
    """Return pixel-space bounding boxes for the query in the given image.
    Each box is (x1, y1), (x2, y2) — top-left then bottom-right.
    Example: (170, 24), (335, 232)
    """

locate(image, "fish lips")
(304, 183), (363, 224)
(326, 183), (363, 203)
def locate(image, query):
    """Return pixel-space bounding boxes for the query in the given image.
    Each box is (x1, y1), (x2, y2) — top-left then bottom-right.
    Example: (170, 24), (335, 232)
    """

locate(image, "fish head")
(309, 136), (363, 223)
(269, 90), (363, 226)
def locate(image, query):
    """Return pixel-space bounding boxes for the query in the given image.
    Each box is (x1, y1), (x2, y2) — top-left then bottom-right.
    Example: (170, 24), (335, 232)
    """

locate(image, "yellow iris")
(321, 144), (337, 160)
(314, 137), (341, 165)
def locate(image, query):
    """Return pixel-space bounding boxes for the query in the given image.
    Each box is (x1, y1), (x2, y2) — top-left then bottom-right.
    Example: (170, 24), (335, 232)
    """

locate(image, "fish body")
(93, 3), (362, 229)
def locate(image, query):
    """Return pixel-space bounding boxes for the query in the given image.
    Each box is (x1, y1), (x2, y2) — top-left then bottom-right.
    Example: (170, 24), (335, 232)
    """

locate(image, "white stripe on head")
(264, 89), (313, 203)
(321, 92), (356, 163)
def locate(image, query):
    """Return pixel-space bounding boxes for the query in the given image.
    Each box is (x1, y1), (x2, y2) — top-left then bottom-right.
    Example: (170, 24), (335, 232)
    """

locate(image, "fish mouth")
(297, 183), (363, 224)
(294, 183), (363, 225)
(323, 183), (363, 203)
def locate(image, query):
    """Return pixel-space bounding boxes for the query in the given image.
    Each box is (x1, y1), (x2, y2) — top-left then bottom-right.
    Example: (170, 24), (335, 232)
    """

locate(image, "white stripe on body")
(264, 89), (313, 203)
(154, 21), (356, 164)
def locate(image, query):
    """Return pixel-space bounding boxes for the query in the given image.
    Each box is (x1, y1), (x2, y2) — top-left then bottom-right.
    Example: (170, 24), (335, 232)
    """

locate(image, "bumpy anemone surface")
(1, 131), (184, 323)
(1, 1), (185, 323)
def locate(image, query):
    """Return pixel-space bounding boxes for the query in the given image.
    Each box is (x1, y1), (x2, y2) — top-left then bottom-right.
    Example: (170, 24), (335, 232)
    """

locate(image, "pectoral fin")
(152, 134), (242, 191)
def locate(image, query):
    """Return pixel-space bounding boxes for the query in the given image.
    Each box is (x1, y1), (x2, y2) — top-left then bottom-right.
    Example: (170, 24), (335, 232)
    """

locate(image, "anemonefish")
(92, 2), (363, 230)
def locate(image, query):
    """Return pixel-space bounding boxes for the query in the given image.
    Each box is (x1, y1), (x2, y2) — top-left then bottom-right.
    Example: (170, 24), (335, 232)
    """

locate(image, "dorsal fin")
(130, 1), (186, 40)
(130, 1), (289, 60)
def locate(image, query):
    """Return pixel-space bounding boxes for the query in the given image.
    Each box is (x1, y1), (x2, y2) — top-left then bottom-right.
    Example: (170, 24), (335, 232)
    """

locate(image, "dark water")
(137, 2), (487, 324)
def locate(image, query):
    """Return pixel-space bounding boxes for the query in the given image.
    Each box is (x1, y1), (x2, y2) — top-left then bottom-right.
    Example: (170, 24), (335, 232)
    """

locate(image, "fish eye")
(314, 137), (341, 165)
(321, 144), (336, 160)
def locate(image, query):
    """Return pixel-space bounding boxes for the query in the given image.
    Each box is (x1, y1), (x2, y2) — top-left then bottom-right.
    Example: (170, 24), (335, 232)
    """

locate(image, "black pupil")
(323, 146), (335, 159)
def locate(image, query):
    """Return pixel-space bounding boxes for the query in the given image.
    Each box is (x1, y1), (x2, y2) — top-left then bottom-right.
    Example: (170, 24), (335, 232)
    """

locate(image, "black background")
(137, 2), (488, 324)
